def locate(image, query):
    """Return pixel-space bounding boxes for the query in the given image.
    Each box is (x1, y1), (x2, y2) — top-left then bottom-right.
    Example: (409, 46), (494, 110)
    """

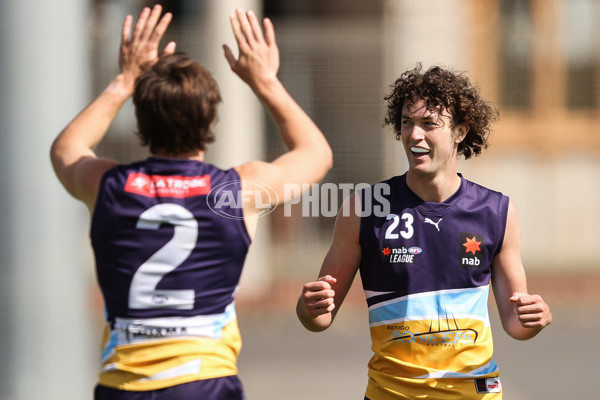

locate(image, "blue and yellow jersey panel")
(98, 303), (241, 391)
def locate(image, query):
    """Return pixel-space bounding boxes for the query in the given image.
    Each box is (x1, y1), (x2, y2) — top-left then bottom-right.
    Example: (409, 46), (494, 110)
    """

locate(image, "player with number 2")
(51, 5), (331, 400)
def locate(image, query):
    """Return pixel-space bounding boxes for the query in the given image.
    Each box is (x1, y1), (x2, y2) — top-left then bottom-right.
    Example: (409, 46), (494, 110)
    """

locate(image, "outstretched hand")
(223, 8), (280, 90)
(119, 4), (176, 89)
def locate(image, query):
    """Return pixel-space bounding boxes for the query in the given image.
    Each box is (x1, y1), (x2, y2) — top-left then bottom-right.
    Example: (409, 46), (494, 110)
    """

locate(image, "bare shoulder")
(234, 160), (274, 182)
(72, 157), (118, 211)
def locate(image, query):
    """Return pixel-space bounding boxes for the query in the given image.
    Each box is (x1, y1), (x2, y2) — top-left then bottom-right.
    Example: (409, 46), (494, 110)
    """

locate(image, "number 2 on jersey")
(129, 203), (198, 310)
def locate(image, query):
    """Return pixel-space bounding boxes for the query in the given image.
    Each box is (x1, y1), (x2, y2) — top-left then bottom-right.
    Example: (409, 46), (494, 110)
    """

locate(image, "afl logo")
(207, 180), (279, 220)
(408, 246), (422, 255)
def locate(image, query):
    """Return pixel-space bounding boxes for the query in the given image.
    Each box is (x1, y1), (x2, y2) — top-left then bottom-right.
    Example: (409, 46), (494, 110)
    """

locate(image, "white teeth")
(411, 147), (429, 154)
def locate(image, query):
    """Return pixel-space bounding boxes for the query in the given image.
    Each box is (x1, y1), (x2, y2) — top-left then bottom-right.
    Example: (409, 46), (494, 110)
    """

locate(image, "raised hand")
(119, 4), (176, 88)
(223, 8), (280, 90)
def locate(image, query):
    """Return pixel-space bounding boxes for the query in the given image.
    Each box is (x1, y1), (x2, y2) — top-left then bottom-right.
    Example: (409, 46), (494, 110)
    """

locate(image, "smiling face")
(400, 97), (467, 181)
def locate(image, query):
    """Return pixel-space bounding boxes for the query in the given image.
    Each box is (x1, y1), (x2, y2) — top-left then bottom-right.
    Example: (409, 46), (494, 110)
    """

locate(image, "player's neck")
(151, 150), (205, 162)
(405, 171), (461, 203)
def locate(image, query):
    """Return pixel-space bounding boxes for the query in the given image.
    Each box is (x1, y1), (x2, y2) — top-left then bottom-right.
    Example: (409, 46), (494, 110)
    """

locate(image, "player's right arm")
(296, 194), (362, 332)
(224, 9), (333, 229)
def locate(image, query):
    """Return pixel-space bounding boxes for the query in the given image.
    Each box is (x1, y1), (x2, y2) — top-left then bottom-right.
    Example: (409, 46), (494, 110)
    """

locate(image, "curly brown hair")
(133, 53), (221, 155)
(384, 63), (499, 159)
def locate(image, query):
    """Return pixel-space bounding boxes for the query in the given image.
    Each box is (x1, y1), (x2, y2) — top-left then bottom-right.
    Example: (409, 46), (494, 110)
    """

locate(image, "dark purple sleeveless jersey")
(90, 157), (251, 322)
(359, 173), (509, 304)
(358, 174), (510, 399)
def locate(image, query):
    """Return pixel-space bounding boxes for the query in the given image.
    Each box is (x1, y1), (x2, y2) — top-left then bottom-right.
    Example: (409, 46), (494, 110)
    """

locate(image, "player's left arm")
(491, 200), (552, 340)
(50, 5), (175, 211)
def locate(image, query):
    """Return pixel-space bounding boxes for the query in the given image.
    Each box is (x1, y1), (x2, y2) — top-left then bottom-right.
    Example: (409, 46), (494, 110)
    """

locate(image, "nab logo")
(460, 233), (484, 267)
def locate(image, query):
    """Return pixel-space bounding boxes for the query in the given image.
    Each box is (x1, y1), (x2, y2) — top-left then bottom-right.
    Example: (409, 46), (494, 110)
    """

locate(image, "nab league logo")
(460, 232), (484, 267)
(382, 246), (422, 264)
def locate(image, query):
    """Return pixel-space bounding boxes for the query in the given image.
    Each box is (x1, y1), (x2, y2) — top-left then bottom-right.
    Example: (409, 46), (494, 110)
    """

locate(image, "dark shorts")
(94, 376), (244, 400)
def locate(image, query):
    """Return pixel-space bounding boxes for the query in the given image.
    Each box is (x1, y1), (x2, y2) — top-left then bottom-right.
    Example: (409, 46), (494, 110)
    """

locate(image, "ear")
(454, 124), (469, 144)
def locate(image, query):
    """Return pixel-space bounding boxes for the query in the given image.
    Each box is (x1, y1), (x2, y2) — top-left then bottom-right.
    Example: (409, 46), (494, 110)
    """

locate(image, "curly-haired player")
(384, 63), (499, 159)
(297, 64), (551, 399)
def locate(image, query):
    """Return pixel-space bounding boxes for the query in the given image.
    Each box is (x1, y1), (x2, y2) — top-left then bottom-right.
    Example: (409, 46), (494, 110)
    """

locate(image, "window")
(499, 0), (533, 110)
(562, 0), (598, 110)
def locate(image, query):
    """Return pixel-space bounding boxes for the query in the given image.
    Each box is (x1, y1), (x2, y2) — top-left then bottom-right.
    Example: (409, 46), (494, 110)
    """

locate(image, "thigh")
(95, 376), (245, 400)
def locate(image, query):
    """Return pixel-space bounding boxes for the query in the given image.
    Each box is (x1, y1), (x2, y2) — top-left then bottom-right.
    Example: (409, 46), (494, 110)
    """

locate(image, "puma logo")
(424, 218), (442, 232)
